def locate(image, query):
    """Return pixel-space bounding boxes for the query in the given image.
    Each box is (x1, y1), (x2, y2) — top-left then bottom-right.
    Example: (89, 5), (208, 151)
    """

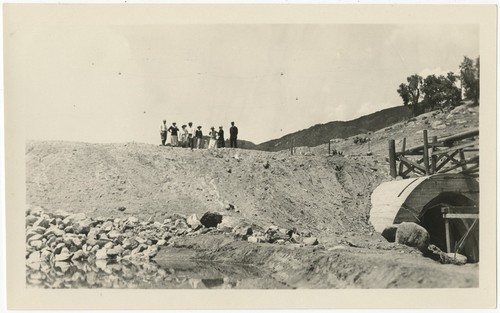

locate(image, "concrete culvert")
(370, 174), (479, 263)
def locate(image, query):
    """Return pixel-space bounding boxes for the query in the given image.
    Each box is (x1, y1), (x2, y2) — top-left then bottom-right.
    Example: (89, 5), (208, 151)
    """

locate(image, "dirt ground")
(25, 103), (480, 288)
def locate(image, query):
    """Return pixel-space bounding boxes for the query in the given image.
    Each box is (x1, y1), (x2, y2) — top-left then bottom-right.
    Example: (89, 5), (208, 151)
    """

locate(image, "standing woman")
(180, 125), (188, 147)
(168, 122), (179, 146)
(218, 126), (225, 148)
(208, 126), (217, 149)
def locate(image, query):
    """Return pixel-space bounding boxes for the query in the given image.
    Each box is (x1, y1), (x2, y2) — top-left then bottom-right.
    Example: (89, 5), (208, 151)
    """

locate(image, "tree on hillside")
(421, 72), (461, 111)
(459, 56), (480, 105)
(397, 74), (424, 116)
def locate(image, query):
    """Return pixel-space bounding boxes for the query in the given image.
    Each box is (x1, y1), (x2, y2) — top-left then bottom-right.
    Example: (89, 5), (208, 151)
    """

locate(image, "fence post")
(389, 139), (397, 178)
(431, 136), (438, 174)
(328, 140), (331, 156)
(423, 130), (430, 175)
(398, 137), (406, 177)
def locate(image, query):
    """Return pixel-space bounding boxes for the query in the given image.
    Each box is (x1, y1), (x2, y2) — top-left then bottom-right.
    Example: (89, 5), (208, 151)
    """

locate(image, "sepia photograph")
(3, 3), (497, 310)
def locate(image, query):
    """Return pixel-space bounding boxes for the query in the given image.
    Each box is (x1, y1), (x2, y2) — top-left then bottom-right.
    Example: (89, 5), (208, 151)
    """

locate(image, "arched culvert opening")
(419, 192), (479, 263)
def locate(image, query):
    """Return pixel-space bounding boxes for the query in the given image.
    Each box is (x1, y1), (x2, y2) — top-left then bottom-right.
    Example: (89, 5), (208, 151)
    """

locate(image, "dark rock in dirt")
(117, 206), (126, 212)
(381, 224), (399, 242)
(200, 212), (223, 228)
(395, 222), (429, 252)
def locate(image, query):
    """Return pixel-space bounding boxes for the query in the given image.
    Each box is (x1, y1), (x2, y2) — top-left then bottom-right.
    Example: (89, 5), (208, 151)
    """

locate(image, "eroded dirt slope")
(26, 141), (390, 236)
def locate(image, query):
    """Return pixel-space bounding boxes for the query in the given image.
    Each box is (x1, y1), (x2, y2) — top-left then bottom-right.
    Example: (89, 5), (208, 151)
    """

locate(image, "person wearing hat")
(160, 119), (168, 146)
(208, 126), (217, 149)
(168, 122), (179, 146)
(229, 121), (238, 148)
(217, 126), (225, 148)
(180, 124), (188, 147)
(195, 126), (203, 149)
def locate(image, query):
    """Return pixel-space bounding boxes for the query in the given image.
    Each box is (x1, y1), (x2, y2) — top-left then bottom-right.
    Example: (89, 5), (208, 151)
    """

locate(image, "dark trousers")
(161, 132), (167, 145)
(188, 135), (194, 149)
(230, 137), (237, 148)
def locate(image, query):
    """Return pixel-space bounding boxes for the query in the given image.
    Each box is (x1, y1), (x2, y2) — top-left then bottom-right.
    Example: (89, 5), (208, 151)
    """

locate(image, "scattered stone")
(27, 234), (43, 244)
(54, 248), (73, 261)
(73, 219), (93, 234)
(233, 225), (253, 238)
(186, 214), (202, 230)
(53, 210), (70, 219)
(446, 252), (467, 264)
(33, 217), (51, 229)
(102, 221), (113, 232)
(30, 240), (44, 250)
(395, 222), (430, 252)
(200, 212), (223, 228)
(117, 206), (126, 212)
(428, 245), (468, 265)
(303, 237), (319, 246)
(27, 251), (42, 264)
(95, 248), (108, 260)
(127, 216), (139, 225)
(71, 250), (86, 261)
(108, 230), (122, 240)
(247, 236), (259, 243)
(44, 226), (65, 238)
(107, 246), (123, 258)
(104, 242), (114, 249)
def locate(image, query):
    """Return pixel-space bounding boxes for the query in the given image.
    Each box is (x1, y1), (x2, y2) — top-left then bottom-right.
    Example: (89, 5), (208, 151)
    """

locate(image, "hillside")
(24, 102), (480, 289)
(255, 105), (412, 151)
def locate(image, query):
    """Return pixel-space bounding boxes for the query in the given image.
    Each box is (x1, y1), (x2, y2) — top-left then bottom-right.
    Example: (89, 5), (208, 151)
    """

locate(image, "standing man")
(187, 122), (195, 150)
(218, 126), (225, 148)
(195, 126), (203, 149)
(229, 121), (238, 148)
(160, 120), (168, 146)
(168, 122), (179, 147)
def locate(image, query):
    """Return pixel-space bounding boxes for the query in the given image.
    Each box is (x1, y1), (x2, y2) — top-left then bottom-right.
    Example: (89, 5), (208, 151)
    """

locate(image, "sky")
(7, 10), (479, 145)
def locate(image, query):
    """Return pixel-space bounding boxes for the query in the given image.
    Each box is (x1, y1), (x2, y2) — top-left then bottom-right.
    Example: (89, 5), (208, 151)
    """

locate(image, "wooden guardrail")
(388, 128), (479, 178)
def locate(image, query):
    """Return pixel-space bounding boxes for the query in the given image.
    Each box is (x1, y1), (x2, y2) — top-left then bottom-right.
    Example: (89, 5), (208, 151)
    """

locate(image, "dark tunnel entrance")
(419, 192), (479, 263)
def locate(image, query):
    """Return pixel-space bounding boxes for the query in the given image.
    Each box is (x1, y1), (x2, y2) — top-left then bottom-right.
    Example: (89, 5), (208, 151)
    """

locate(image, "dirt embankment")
(27, 141), (389, 236)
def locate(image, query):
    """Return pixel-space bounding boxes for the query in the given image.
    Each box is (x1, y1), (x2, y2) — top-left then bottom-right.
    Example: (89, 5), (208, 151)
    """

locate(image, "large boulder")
(395, 222), (430, 252)
(381, 225), (399, 242)
(200, 212), (223, 228)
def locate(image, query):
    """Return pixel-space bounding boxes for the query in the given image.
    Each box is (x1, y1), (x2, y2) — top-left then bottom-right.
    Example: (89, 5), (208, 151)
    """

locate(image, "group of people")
(160, 120), (239, 149)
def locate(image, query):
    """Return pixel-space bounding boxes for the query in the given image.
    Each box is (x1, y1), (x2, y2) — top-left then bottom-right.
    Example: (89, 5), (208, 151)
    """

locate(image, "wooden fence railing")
(388, 128), (479, 178)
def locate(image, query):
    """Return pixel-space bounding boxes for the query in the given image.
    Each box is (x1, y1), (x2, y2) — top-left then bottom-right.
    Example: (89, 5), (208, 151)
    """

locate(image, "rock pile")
(26, 206), (320, 271)
(26, 206), (216, 268)
(244, 225), (319, 246)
